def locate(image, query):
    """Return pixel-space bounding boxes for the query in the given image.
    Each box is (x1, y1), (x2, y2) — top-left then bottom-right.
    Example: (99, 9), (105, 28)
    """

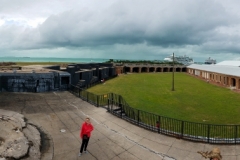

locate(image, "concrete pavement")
(0, 91), (239, 160)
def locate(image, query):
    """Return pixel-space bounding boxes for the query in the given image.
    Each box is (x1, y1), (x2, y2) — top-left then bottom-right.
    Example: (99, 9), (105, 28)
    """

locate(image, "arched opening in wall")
(238, 79), (240, 89)
(36, 79), (39, 86)
(210, 74), (212, 80)
(141, 67), (147, 72)
(156, 67), (162, 72)
(125, 67), (131, 72)
(195, 70), (200, 76)
(182, 67), (187, 72)
(149, 67), (155, 72)
(163, 67), (168, 72)
(175, 67), (181, 72)
(61, 77), (70, 86)
(169, 67), (173, 72)
(132, 67), (139, 73)
(231, 78), (236, 87)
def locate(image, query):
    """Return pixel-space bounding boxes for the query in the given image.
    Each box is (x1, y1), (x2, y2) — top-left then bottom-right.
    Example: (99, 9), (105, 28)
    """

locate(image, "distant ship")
(163, 55), (194, 65)
(204, 57), (216, 64)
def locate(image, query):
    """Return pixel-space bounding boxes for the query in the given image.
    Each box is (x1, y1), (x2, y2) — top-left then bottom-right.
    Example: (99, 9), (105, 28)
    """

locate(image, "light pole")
(172, 52), (175, 91)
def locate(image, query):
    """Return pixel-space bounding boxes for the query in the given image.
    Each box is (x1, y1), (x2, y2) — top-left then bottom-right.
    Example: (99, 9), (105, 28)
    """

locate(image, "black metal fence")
(69, 85), (240, 144)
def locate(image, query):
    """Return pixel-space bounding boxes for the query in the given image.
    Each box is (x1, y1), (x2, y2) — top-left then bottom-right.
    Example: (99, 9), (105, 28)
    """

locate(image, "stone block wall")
(0, 73), (54, 92)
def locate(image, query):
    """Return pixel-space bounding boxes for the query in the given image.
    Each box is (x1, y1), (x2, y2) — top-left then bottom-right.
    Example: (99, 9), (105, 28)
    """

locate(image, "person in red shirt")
(79, 117), (94, 157)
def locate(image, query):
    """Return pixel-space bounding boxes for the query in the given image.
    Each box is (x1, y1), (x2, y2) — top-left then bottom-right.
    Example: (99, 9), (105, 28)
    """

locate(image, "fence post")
(107, 98), (110, 112)
(87, 92), (89, 102)
(181, 121), (184, 138)
(207, 124), (210, 143)
(118, 95), (121, 107)
(118, 95), (122, 118)
(137, 110), (140, 125)
(97, 95), (99, 107)
(111, 93), (113, 111)
(111, 93), (113, 108)
(235, 125), (238, 144)
(120, 103), (122, 118)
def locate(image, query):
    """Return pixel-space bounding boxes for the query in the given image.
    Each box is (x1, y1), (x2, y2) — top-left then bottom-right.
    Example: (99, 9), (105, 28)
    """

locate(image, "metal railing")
(69, 85), (240, 144)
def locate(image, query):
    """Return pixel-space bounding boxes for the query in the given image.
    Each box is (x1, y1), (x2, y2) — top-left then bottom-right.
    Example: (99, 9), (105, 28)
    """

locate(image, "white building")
(187, 61), (240, 90)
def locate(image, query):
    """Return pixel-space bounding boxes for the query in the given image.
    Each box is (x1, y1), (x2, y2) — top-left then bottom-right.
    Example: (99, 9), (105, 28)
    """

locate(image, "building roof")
(0, 69), (52, 74)
(216, 61), (240, 67)
(187, 64), (240, 77)
(58, 72), (71, 76)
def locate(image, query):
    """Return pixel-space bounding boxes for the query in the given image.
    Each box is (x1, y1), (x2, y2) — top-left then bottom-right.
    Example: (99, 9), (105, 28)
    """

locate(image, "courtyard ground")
(0, 91), (239, 160)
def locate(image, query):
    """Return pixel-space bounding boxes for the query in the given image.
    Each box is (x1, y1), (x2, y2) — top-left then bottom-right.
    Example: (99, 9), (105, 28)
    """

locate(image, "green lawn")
(87, 73), (240, 124)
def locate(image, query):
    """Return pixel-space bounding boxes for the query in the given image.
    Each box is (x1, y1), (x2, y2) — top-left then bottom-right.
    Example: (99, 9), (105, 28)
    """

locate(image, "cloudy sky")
(1, 0), (240, 62)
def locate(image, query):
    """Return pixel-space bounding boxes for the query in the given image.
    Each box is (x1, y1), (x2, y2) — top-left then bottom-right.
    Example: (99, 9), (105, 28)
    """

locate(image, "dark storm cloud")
(1, 0), (240, 60)
(30, 0), (236, 51)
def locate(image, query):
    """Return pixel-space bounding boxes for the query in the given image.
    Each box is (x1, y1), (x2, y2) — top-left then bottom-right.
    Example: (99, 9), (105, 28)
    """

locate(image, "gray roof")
(216, 61), (240, 67)
(59, 72), (71, 76)
(187, 64), (240, 77)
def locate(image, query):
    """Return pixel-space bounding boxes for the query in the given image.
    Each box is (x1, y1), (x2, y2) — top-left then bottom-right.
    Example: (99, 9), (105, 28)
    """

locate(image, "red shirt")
(80, 122), (94, 139)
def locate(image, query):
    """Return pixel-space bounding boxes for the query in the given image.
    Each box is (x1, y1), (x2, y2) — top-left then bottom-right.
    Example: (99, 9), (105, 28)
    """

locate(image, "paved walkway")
(0, 91), (239, 160)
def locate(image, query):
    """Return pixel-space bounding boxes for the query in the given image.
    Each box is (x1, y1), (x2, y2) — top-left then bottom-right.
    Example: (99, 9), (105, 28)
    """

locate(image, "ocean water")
(0, 57), (109, 63)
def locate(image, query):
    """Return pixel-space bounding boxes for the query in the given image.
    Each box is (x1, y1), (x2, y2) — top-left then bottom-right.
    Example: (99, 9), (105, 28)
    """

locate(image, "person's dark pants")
(80, 137), (90, 153)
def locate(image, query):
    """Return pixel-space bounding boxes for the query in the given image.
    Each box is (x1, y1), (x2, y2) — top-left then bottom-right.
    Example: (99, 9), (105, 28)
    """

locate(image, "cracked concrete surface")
(0, 110), (41, 159)
(0, 91), (239, 160)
